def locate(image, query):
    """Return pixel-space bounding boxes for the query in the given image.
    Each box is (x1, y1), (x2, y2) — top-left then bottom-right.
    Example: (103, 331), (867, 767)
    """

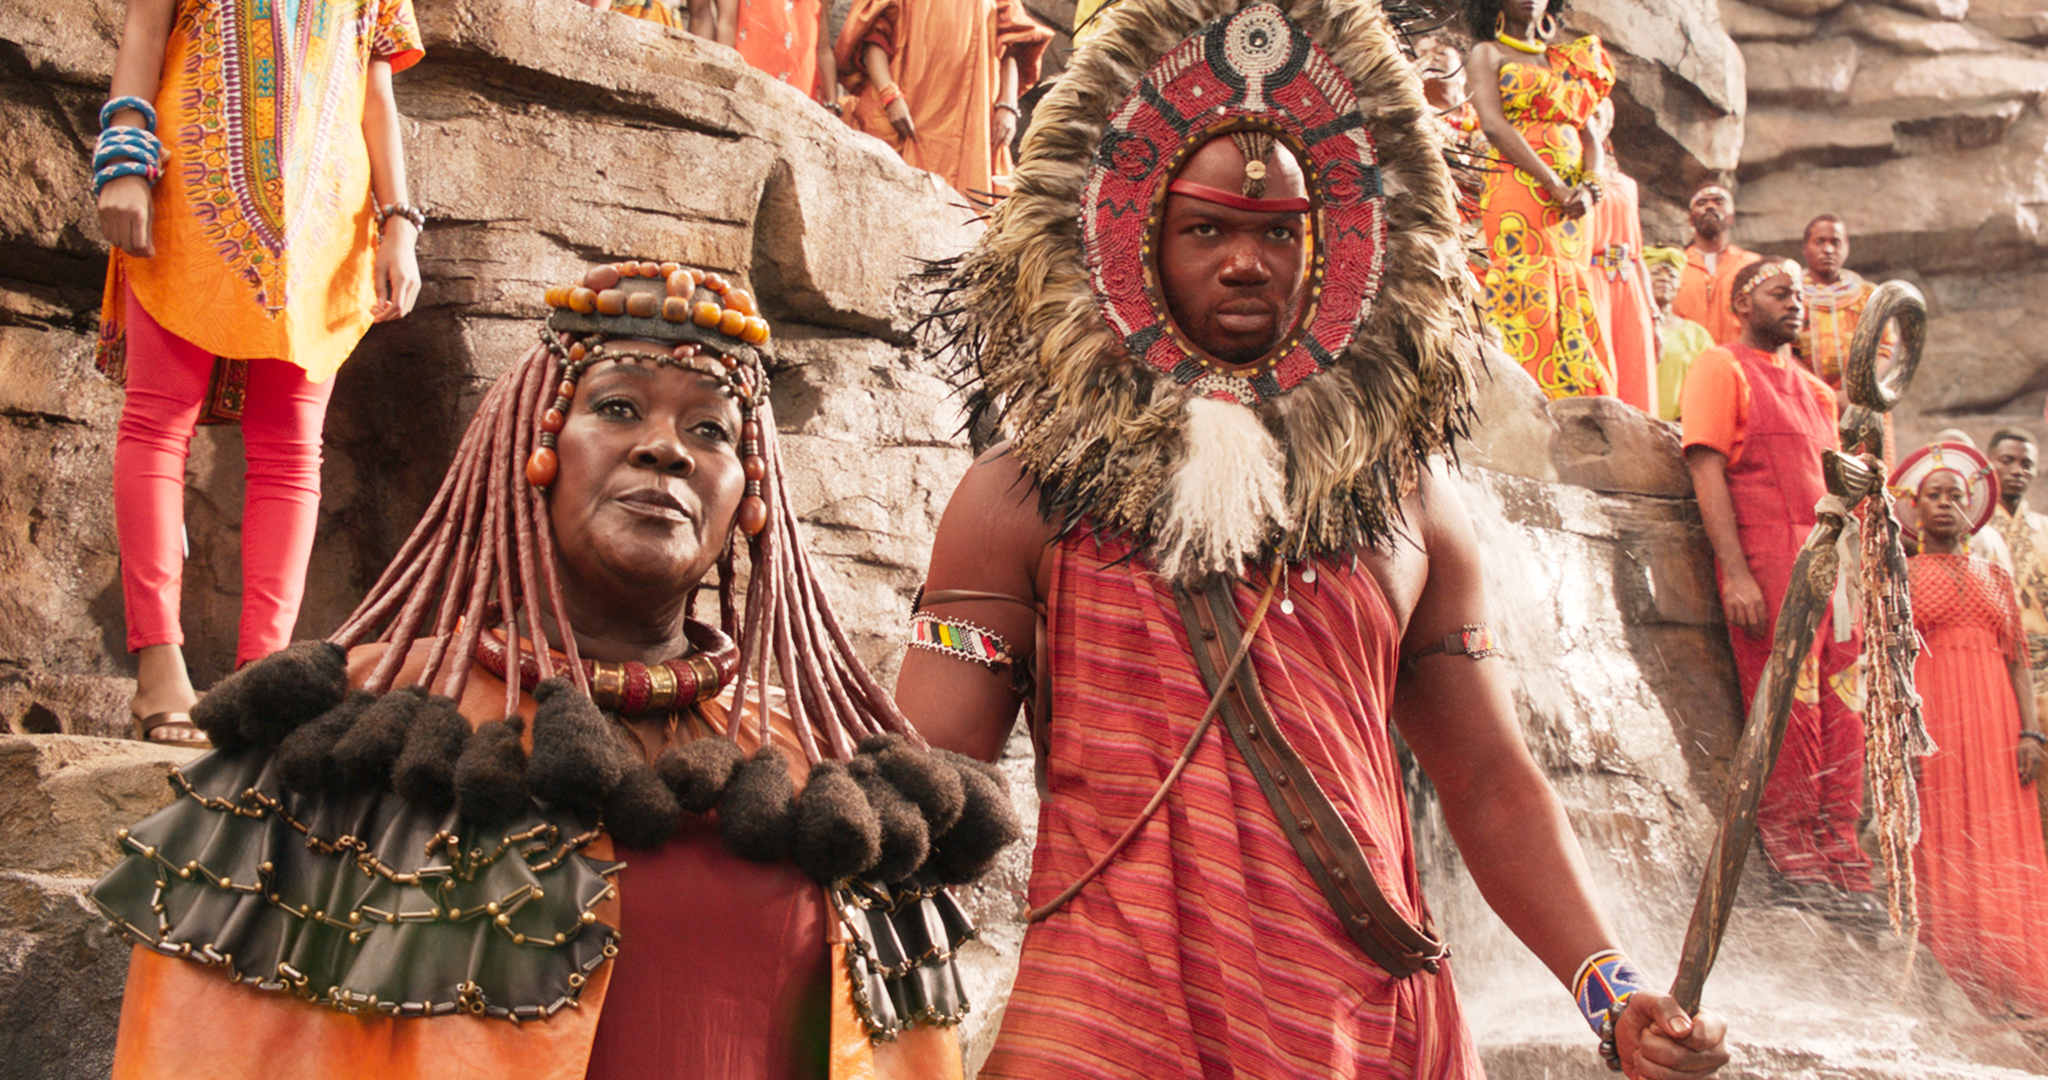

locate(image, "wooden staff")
(1670, 281), (1927, 1014)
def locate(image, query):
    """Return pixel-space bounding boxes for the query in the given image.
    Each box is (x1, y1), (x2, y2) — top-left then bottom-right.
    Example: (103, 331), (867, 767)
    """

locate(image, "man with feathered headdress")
(897, 1), (1730, 1076)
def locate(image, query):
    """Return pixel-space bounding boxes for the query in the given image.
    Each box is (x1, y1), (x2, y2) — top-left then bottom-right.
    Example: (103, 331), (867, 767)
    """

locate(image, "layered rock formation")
(1720, 0), (2048, 453)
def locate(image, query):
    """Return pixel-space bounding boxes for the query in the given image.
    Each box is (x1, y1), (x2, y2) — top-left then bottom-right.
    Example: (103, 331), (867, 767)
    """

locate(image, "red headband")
(1167, 179), (1312, 214)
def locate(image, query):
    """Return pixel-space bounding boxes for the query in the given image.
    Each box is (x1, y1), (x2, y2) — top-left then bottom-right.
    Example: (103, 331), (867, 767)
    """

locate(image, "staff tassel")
(1670, 281), (1929, 1014)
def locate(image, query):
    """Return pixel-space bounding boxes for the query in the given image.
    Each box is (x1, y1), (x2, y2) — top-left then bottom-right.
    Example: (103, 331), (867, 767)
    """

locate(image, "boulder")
(0, 736), (193, 1080)
(1740, 37), (1861, 104)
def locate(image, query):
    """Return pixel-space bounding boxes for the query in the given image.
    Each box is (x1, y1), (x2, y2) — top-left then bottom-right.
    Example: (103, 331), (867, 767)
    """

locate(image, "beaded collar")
(473, 615), (741, 718)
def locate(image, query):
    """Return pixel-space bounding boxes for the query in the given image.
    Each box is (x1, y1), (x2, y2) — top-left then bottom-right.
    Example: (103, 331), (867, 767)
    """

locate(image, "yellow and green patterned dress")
(1478, 35), (1614, 399)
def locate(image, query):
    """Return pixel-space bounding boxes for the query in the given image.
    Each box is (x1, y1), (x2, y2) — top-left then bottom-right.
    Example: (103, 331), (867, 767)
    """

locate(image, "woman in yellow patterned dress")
(1465, 0), (1615, 399)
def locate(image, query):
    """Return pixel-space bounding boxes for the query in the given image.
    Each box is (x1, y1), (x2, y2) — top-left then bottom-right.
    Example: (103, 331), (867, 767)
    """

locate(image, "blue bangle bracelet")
(94, 137), (163, 173)
(94, 159), (156, 197)
(100, 96), (158, 133)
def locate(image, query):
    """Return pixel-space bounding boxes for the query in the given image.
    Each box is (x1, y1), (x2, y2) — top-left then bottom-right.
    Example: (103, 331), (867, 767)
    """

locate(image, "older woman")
(91, 262), (1016, 1080)
(1899, 442), (2048, 1018)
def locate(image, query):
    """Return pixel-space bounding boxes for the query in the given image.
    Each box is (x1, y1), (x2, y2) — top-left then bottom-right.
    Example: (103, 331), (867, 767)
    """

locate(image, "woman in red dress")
(1900, 441), (2048, 1017)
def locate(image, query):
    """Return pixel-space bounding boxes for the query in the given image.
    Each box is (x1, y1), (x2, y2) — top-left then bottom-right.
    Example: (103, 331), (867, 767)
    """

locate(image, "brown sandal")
(131, 711), (211, 748)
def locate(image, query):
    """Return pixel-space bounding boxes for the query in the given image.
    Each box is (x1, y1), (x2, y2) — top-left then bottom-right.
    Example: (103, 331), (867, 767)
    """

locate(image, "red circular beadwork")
(1081, 4), (1386, 405)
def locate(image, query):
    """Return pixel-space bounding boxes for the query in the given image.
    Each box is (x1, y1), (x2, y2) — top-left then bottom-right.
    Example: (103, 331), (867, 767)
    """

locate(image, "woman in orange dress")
(95, 0), (424, 743)
(834, 0), (1050, 201)
(1900, 442), (2048, 1018)
(1584, 100), (1657, 412)
(1465, 0), (1615, 399)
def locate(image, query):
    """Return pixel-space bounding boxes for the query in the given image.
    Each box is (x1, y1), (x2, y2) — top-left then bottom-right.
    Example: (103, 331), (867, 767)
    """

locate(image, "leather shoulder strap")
(1174, 577), (1449, 979)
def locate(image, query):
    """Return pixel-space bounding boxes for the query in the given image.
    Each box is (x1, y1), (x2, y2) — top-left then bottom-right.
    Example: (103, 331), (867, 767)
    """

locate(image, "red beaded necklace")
(473, 615), (740, 718)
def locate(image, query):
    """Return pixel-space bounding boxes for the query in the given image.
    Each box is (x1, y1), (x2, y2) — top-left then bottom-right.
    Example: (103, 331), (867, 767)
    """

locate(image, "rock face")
(1720, 0), (2048, 455)
(0, 736), (196, 1080)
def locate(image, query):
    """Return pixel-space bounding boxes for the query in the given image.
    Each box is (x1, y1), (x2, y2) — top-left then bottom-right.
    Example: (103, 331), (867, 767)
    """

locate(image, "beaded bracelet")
(877, 84), (904, 109)
(1571, 950), (1649, 1072)
(99, 95), (158, 133)
(375, 202), (427, 231)
(93, 129), (165, 172)
(908, 613), (1015, 669)
(93, 159), (160, 198)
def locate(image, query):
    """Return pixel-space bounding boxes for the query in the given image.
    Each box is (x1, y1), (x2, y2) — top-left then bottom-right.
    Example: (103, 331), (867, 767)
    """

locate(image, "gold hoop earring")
(1494, 11), (1506, 36)
(1538, 11), (1558, 38)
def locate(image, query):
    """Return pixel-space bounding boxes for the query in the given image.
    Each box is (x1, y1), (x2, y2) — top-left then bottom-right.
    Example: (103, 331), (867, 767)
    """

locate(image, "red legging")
(113, 288), (336, 665)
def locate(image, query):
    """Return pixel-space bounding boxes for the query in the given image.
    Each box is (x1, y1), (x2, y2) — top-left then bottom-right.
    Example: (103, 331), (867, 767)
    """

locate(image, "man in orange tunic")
(1681, 258), (1875, 914)
(1672, 184), (1760, 347)
(833, 0), (1051, 200)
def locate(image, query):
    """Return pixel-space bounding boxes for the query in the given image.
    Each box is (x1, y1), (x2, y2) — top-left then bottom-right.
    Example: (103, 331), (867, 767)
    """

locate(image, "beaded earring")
(528, 261), (772, 537)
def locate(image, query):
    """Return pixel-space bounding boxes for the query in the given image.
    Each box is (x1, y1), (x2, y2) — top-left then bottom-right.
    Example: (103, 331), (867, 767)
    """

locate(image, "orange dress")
(1586, 171), (1656, 412)
(737, 0), (824, 96)
(1909, 554), (2048, 1017)
(96, 0), (424, 387)
(1477, 35), (1615, 400)
(834, 0), (1050, 200)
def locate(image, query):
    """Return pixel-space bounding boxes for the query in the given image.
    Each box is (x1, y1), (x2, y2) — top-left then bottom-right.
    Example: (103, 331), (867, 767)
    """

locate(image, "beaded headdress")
(1734, 258), (1802, 305)
(1890, 440), (1997, 541)
(928, 0), (1480, 580)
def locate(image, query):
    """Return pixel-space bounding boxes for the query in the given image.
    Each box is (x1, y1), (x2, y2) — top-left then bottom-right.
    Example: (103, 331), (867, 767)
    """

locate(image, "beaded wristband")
(100, 95), (158, 133)
(877, 84), (904, 108)
(94, 159), (160, 197)
(94, 129), (164, 171)
(375, 202), (427, 231)
(908, 613), (1015, 669)
(1572, 950), (1649, 1071)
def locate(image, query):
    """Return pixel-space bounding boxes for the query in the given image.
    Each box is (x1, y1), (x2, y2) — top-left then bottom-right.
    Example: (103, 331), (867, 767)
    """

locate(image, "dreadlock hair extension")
(326, 329), (925, 764)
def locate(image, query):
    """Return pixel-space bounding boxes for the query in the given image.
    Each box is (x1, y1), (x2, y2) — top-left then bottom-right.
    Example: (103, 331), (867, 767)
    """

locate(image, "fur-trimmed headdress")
(930, 0), (1483, 580)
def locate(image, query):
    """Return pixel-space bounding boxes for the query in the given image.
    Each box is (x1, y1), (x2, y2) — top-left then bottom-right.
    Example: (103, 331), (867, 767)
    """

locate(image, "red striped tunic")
(981, 532), (1482, 1078)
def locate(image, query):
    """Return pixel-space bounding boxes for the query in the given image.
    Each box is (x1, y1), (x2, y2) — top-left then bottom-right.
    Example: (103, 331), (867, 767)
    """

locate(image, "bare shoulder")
(929, 442), (1061, 598)
(1362, 460), (1484, 652)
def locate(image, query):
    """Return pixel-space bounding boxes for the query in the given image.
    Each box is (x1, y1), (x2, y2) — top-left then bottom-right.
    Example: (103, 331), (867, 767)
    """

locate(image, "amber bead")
(741, 316), (770, 344)
(666, 271), (692, 298)
(717, 309), (746, 337)
(719, 351), (739, 369)
(742, 419), (761, 442)
(540, 409), (566, 434)
(525, 447), (558, 488)
(701, 271), (728, 294)
(568, 287), (598, 314)
(637, 261), (662, 278)
(693, 301), (722, 327)
(671, 343), (699, 360)
(658, 261), (681, 278)
(583, 266), (622, 291)
(662, 296), (692, 322)
(544, 286), (567, 308)
(595, 289), (627, 316)
(688, 267), (706, 285)
(737, 495), (768, 536)
(742, 455), (766, 481)
(626, 291), (658, 318)
(724, 288), (755, 317)
(567, 341), (586, 362)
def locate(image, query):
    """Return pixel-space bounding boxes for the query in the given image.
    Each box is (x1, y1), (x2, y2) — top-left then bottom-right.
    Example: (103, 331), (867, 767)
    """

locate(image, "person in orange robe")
(1900, 447), (2048, 1018)
(1672, 184), (1760, 347)
(1682, 258), (1876, 912)
(834, 0), (1051, 201)
(93, 265), (983, 1080)
(1584, 101), (1656, 412)
(1468, 1), (1616, 399)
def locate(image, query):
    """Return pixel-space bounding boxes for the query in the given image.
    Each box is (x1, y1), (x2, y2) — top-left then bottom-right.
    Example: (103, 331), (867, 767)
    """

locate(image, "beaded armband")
(1573, 950), (1650, 1071)
(908, 613), (1014, 669)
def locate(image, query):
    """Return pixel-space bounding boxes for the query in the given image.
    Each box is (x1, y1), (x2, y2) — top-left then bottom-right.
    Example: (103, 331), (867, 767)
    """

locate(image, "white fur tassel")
(1154, 396), (1293, 580)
